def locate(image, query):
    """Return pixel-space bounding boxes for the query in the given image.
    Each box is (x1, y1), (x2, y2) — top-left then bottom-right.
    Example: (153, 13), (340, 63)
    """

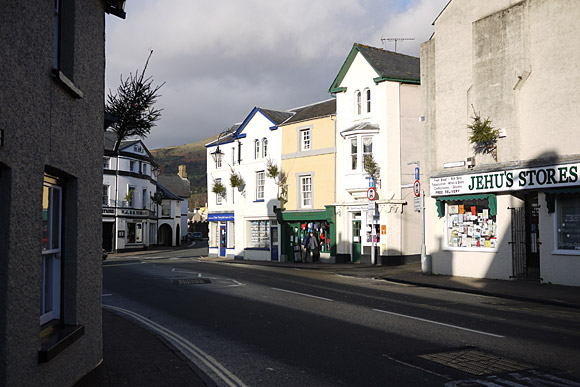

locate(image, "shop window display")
(556, 193), (580, 251)
(445, 199), (497, 249)
(249, 220), (269, 248)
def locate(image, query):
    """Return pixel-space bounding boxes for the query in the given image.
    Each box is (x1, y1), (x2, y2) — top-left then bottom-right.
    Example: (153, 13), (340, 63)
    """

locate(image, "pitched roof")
(329, 43), (420, 93)
(156, 182), (182, 200)
(282, 99), (336, 125)
(257, 108), (294, 125)
(157, 174), (190, 198)
(205, 123), (241, 148)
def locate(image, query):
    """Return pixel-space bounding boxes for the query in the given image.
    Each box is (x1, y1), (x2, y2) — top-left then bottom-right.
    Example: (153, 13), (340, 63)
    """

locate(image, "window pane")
(366, 89), (371, 113)
(557, 193), (580, 250)
(445, 199), (497, 248)
(363, 137), (373, 154)
(351, 138), (358, 170)
(42, 186), (50, 251)
(51, 187), (61, 250)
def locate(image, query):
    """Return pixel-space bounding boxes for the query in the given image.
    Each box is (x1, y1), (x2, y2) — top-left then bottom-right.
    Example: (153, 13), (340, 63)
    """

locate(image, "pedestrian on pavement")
(302, 233), (311, 263)
(308, 232), (319, 262)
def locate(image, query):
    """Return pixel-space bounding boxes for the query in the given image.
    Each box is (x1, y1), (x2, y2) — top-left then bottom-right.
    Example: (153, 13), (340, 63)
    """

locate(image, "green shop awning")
(435, 194), (497, 218)
(545, 187), (580, 213)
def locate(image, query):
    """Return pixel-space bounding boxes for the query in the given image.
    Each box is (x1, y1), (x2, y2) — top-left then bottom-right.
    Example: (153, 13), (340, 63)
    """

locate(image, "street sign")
(415, 167), (420, 180)
(369, 176), (374, 188)
(367, 187), (377, 201)
(413, 180), (421, 197)
(414, 196), (421, 212)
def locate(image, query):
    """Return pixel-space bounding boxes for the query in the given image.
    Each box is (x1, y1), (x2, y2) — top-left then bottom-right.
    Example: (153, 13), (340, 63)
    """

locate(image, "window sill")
(39, 324), (84, 363)
(245, 247), (270, 251)
(254, 199), (265, 203)
(552, 249), (580, 256)
(443, 247), (498, 253)
(51, 69), (83, 99)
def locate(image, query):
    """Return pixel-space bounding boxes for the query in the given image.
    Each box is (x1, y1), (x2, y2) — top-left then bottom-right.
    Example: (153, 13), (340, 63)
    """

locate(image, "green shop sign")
(431, 163), (580, 196)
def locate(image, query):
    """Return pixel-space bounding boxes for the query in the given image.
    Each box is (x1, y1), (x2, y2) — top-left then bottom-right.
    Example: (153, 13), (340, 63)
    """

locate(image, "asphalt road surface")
(103, 247), (580, 387)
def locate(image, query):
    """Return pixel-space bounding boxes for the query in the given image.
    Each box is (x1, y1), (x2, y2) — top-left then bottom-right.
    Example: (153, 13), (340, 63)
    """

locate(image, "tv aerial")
(381, 37), (415, 52)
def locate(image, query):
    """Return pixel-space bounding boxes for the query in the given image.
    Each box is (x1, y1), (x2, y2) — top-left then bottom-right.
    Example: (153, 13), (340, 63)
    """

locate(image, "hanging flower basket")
(212, 179), (226, 197)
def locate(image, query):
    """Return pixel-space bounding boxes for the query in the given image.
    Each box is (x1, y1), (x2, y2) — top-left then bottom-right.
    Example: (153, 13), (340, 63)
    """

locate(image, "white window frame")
(103, 185), (109, 206)
(215, 178), (223, 205)
(227, 221), (235, 248)
(256, 171), (265, 201)
(127, 186), (135, 207)
(162, 201), (171, 216)
(553, 193), (580, 255)
(103, 157), (110, 169)
(127, 222), (143, 244)
(365, 88), (371, 113)
(299, 175), (313, 209)
(262, 138), (268, 158)
(355, 90), (362, 115)
(255, 140), (261, 159)
(350, 138), (358, 171)
(362, 136), (373, 161)
(41, 175), (62, 325)
(142, 188), (147, 209)
(301, 128), (311, 151)
(129, 160), (135, 172)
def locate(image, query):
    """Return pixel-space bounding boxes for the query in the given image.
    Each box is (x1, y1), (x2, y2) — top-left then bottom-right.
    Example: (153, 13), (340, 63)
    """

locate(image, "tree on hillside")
(105, 50), (165, 153)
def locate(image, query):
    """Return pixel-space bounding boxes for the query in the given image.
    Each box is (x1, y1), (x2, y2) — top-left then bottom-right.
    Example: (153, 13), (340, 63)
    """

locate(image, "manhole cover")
(173, 278), (211, 285)
(419, 348), (534, 376)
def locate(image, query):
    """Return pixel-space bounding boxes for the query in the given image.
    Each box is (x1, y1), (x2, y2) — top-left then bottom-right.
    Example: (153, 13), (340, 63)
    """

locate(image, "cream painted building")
(422, 0), (580, 285)
(277, 99), (337, 263)
(330, 44), (423, 264)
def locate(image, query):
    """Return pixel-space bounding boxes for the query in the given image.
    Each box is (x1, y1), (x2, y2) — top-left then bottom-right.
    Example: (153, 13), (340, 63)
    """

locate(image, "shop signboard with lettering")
(431, 162), (580, 196)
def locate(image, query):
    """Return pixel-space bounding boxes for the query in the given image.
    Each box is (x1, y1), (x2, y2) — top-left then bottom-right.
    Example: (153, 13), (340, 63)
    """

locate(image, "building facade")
(0, 1), (125, 385)
(422, 0), (580, 285)
(158, 165), (192, 245)
(277, 99), (337, 263)
(330, 44), (423, 265)
(103, 133), (159, 252)
(206, 107), (292, 260)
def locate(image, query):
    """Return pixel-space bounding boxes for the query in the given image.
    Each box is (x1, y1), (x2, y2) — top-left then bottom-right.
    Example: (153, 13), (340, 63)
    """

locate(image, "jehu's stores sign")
(431, 162), (580, 196)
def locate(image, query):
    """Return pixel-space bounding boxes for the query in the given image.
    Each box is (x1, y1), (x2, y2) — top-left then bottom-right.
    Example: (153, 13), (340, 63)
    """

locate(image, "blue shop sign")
(208, 213), (235, 222)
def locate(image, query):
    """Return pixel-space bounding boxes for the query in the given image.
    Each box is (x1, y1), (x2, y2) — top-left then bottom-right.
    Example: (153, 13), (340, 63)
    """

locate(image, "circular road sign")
(413, 180), (421, 197)
(367, 187), (377, 201)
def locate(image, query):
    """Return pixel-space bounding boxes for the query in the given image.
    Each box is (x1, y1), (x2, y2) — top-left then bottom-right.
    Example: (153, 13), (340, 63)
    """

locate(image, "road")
(103, 245), (580, 386)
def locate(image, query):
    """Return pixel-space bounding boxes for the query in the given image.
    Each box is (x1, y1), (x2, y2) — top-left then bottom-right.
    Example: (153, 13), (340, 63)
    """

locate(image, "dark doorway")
(510, 193), (541, 281)
(103, 222), (114, 252)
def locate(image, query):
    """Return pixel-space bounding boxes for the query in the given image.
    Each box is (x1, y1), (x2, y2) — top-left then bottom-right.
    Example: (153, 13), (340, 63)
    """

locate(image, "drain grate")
(419, 348), (534, 376)
(173, 278), (211, 285)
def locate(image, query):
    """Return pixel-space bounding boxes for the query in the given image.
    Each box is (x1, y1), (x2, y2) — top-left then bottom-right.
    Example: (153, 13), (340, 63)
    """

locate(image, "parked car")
(192, 232), (203, 240)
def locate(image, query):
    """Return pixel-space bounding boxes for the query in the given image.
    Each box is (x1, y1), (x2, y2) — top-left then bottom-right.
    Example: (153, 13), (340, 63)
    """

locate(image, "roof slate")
(157, 175), (190, 198)
(258, 108), (294, 125)
(356, 44), (420, 81)
(283, 99), (336, 125)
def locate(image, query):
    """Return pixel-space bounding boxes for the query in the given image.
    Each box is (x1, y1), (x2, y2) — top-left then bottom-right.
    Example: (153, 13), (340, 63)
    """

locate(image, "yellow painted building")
(277, 99), (337, 262)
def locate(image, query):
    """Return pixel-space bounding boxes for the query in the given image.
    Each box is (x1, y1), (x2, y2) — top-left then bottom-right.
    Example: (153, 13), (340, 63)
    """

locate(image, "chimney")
(178, 164), (187, 179)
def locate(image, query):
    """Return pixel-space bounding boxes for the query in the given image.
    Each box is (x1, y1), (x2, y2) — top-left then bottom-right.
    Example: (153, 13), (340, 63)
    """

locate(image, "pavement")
(91, 248), (580, 386)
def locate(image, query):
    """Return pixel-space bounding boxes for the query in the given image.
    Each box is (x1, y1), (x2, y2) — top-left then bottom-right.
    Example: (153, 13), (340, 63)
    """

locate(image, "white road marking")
(101, 294), (113, 297)
(103, 304), (247, 387)
(272, 287), (333, 302)
(228, 280), (245, 287)
(103, 262), (145, 267)
(373, 308), (504, 338)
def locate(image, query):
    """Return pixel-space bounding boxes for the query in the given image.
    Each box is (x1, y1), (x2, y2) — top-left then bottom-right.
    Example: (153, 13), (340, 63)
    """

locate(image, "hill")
(150, 134), (218, 209)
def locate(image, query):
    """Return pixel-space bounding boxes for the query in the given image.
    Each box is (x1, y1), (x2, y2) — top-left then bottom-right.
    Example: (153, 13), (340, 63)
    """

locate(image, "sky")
(105, 0), (449, 150)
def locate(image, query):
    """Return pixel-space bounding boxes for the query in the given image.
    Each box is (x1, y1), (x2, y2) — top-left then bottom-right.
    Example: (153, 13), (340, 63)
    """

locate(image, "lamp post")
(407, 161), (430, 274)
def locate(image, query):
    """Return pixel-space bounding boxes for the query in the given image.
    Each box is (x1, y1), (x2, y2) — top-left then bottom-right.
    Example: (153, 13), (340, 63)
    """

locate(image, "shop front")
(277, 206), (336, 263)
(429, 161), (580, 285)
(208, 212), (234, 258)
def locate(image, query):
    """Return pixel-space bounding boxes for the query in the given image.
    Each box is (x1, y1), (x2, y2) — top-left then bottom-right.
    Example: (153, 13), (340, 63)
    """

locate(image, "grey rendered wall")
(0, 1), (105, 386)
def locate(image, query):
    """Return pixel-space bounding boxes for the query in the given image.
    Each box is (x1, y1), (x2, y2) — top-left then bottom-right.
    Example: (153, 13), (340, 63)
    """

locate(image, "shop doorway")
(352, 217), (361, 263)
(219, 225), (227, 257)
(510, 193), (540, 280)
(271, 226), (278, 261)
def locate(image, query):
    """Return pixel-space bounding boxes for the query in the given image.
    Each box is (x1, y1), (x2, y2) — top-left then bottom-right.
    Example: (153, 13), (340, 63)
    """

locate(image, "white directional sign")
(414, 196), (421, 212)
(413, 180), (421, 197)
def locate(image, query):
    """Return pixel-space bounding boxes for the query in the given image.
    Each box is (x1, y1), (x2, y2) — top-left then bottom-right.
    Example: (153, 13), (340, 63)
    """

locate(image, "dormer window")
(134, 144), (142, 153)
(356, 91), (362, 115)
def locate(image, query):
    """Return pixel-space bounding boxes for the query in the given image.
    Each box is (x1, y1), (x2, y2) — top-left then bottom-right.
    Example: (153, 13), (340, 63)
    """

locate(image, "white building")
(421, 0), (580, 285)
(206, 107), (293, 260)
(103, 132), (160, 252)
(329, 43), (423, 265)
(157, 165), (191, 245)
